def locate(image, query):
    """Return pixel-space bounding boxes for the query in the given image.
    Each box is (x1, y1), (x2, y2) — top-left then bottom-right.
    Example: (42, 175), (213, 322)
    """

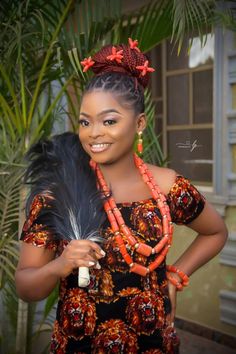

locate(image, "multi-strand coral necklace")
(90, 154), (173, 277)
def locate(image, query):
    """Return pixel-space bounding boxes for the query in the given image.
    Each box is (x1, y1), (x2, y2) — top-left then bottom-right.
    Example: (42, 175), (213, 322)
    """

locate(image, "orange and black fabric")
(21, 175), (205, 354)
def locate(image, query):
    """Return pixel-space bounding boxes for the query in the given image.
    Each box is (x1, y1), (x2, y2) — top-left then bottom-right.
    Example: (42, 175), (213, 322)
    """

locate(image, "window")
(151, 34), (214, 185)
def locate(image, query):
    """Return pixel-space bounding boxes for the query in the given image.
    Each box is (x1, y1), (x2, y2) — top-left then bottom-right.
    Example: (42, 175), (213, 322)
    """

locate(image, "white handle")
(78, 267), (90, 287)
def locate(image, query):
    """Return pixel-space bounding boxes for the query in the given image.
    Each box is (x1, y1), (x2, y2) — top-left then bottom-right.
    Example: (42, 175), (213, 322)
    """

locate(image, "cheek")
(118, 126), (136, 144)
(78, 128), (88, 143)
(112, 120), (136, 139)
(78, 130), (90, 153)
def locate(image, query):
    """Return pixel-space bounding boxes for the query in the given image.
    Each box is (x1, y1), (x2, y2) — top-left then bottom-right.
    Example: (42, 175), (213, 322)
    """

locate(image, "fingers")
(69, 239), (105, 259)
(62, 239), (105, 269)
(87, 240), (106, 259)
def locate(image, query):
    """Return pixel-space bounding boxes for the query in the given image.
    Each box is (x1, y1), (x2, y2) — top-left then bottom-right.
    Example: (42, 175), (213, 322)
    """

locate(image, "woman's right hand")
(54, 239), (105, 278)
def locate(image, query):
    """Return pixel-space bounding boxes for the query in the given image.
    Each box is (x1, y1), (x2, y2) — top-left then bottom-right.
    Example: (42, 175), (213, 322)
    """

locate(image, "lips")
(89, 143), (111, 153)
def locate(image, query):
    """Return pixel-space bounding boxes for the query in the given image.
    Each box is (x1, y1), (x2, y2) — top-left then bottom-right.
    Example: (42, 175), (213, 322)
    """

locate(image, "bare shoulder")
(146, 164), (178, 195)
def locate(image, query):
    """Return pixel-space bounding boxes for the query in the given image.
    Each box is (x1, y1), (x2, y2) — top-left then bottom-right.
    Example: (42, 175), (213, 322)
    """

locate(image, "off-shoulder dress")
(21, 175), (205, 354)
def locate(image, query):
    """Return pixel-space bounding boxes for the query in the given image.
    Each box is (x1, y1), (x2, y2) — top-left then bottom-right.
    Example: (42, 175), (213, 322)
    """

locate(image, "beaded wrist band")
(166, 265), (189, 291)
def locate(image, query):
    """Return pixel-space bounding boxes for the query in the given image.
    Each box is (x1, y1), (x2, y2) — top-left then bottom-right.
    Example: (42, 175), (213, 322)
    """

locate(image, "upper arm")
(17, 193), (58, 271)
(185, 199), (228, 236)
(16, 242), (55, 271)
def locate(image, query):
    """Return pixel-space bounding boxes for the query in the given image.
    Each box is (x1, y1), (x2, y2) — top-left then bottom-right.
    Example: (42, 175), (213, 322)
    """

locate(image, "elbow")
(15, 270), (47, 302)
(218, 222), (228, 251)
(15, 271), (32, 302)
(222, 223), (228, 245)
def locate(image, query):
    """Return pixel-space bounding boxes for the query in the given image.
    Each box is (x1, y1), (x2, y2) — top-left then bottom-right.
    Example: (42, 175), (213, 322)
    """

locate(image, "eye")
(78, 119), (89, 127)
(104, 119), (117, 126)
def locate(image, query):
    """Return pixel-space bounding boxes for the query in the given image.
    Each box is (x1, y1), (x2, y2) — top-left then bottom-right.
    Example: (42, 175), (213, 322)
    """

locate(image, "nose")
(89, 123), (104, 139)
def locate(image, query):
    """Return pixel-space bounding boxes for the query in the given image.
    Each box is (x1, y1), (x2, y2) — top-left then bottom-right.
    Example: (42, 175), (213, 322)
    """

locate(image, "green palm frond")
(0, 165), (22, 287)
(0, 0), (68, 67)
(143, 90), (167, 166)
(113, 0), (172, 51)
(0, 2), (75, 147)
(112, 0), (216, 53)
(60, 0), (121, 55)
(0, 169), (22, 238)
(214, 5), (236, 32)
(0, 280), (19, 353)
(170, 0), (214, 53)
(0, 133), (23, 289)
(0, 160), (21, 348)
(0, 234), (19, 286)
(2, 274), (19, 332)
(25, 286), (59, 354)
(63, 0), (122, 84)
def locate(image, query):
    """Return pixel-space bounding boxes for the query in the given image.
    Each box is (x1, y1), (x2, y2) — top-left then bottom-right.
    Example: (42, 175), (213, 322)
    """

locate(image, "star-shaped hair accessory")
(106, 46), (124, 63)
(128, 38), (140, 52)
(136, 60), (155, 76)
(80, 56), (95, 72)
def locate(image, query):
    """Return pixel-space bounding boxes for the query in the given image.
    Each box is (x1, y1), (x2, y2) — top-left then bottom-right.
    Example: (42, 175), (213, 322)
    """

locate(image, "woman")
(15, 39), (228, 354)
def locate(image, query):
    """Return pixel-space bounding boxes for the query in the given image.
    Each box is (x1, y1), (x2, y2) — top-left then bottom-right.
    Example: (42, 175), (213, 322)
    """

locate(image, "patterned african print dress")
(20, 175), (206, 354)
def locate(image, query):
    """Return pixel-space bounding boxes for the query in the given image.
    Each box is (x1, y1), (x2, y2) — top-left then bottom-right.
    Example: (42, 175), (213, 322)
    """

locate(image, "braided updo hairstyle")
(83, 43), (153, 115)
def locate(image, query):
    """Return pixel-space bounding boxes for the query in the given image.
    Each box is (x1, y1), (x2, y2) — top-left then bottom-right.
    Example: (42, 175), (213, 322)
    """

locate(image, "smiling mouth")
(90, 143), (111, 153)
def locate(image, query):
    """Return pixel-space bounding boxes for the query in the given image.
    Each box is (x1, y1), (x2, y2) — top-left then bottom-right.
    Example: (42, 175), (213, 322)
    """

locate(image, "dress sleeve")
(20, 194), (58, 251)
(166, 175), (206, 225)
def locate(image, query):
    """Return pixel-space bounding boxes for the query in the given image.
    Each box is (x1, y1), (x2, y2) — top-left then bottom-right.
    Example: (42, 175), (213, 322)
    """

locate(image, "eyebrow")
(80, 109), (122, 117)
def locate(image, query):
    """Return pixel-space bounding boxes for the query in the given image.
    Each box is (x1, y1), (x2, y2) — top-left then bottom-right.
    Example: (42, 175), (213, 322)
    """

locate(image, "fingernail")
(171, 322), (174, 328)
(88, 261), (95, 266)
(100, 250), (106, 257)
(95, 262), (101, 269)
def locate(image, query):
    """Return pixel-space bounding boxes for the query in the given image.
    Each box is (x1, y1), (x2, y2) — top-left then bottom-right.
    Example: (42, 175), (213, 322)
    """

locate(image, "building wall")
(167, 206), (236, 337)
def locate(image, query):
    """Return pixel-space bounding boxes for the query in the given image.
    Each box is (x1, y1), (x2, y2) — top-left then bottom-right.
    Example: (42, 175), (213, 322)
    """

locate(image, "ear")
(136, 113), (147, 133)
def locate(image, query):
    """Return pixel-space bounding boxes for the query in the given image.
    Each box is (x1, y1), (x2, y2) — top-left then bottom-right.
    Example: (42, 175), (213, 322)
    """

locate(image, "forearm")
(173, 231), (228, 276)
(15, 257), (61, 302)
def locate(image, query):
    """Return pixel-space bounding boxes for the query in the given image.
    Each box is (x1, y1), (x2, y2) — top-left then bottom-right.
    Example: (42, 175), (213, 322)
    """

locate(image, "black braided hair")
(84, 72), (145, 114)
(82, 43), (152, 114)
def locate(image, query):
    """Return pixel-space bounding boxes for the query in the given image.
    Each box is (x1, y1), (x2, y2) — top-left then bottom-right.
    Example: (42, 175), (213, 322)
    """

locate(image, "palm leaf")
(60, 0), (121, 55)
(63, 0), (122, 83)
(170, 0), (213, 53)
(142, 89), (167, 166)
(0, 159), (22, 351)
(112, 0), (216, 53)
(27, 0), (74, 129)
(214, 5), (236, 32)
(0, 166), (22, 286)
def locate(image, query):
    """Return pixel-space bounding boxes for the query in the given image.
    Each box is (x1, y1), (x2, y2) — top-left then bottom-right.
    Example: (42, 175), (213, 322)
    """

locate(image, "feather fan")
(24, 132), (105, 286)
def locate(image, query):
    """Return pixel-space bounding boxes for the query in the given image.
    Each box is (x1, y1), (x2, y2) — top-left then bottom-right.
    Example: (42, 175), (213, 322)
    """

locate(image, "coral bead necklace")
(90, 154), (174, 277)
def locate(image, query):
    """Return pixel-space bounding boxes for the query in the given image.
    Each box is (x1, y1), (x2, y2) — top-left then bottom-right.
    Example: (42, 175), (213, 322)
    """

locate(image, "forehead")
(80, 90), (134, 115)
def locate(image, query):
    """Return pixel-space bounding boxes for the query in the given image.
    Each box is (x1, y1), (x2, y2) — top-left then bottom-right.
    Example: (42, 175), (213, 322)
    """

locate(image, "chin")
(86, 149), (113, 164)
(91, 155), (114, 165)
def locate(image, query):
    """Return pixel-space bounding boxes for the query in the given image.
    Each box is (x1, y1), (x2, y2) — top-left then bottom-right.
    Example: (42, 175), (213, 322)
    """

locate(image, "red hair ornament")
(106, 46), (124, 63)
(80, 38), (155, 89)
(81, 56), (95, 72)
(128, 37), (141, 52)
(136, 60), (155, 76)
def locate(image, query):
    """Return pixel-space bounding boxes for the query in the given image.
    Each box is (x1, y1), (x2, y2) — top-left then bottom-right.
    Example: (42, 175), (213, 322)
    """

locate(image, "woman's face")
(78, 91), (146, 164)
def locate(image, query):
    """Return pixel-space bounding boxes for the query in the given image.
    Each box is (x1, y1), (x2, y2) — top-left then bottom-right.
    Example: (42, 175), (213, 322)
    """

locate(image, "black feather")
(24, 132), (105, 243)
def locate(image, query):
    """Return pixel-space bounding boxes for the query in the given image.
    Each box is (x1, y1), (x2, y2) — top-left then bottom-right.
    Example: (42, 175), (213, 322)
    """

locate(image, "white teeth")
(92, 144), (109, 148)
(90, 143), (110, 152)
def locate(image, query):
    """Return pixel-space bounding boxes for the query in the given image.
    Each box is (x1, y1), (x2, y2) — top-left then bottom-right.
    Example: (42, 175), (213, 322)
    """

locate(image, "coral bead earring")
(137, 131), (143, 155)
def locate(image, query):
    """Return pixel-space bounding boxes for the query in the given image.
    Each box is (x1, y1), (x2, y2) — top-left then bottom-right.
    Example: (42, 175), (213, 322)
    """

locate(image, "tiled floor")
(177, 328), (236, 354)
